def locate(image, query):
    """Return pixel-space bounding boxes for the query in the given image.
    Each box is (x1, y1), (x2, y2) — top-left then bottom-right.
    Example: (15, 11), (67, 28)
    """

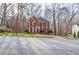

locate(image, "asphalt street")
(0, 36), (79, 55)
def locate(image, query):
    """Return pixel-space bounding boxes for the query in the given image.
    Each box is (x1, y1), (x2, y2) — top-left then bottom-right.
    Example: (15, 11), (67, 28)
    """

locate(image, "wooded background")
(0, 3), (79, 36)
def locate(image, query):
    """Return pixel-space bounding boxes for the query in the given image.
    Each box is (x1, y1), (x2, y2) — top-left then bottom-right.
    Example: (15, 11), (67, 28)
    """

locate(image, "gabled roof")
(29, 16), (49, 23)
(38, 17), (49, 23)
(29, 16), (39, 22)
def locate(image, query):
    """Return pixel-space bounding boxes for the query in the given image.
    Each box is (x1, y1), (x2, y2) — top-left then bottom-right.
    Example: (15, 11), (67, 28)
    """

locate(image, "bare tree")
(46, 3), (61, 35)
(64, 3), (79, 36)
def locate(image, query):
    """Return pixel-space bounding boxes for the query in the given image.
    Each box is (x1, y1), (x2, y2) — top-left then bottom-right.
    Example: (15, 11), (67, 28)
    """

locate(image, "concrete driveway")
(0, 36), (79, 55)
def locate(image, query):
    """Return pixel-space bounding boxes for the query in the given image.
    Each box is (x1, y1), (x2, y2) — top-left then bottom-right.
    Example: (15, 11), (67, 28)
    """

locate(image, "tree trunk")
(53, 8), (56, 35)
(1, 3), (7, 26)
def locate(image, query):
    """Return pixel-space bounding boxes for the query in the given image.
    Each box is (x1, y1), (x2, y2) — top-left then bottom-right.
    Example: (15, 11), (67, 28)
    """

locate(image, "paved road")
(0, 36), (79, 55)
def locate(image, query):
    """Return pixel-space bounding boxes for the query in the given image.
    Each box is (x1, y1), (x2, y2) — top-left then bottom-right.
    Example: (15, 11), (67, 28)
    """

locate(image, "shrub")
(0, 27), (12, 32)
(74, 32), (76, 38)
(37, 30), (45, 34)
(25, 30), (29, 32)
(39, 30), (45, 32)
(24, 29), (29, 33)
(48, 30), (53, 33)
(7, 29), (12, 32)
(77, 31), (79, 38)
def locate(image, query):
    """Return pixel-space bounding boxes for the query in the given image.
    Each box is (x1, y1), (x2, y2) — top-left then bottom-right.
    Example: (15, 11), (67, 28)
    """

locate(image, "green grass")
(0, 32), (36, 37)
(36, 34), (53, 38)
(0, 32), (54, 38)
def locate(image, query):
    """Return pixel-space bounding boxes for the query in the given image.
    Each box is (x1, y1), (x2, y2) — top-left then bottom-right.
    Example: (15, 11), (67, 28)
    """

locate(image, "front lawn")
(0, 32), (54, 38)
(0, 32), (36, 37)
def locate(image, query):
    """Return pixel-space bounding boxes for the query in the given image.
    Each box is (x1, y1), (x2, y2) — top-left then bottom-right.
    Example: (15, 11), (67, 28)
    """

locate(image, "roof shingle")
(38, 17), (49, 23)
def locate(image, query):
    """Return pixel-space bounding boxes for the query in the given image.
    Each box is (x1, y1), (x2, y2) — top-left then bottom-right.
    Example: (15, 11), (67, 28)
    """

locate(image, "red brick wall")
(28, 21), (49, 33)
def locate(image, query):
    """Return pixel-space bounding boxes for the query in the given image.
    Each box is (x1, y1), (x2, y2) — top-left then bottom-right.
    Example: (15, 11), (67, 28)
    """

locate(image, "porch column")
(29, 22), (30, 32)
(35, 27), (37, 33)
(46, 23), (47, 32)
(46, 23), (48, 32)
(32, 22), (34, 33)
(32, 27), (34, 32)
(34, 22), (35, 33)
(38, 23), (40, 32)
(42, 22), (43, 30)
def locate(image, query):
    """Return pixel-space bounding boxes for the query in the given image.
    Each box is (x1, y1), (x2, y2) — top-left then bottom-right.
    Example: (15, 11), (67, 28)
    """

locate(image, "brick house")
(28, 16), (49, 33)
